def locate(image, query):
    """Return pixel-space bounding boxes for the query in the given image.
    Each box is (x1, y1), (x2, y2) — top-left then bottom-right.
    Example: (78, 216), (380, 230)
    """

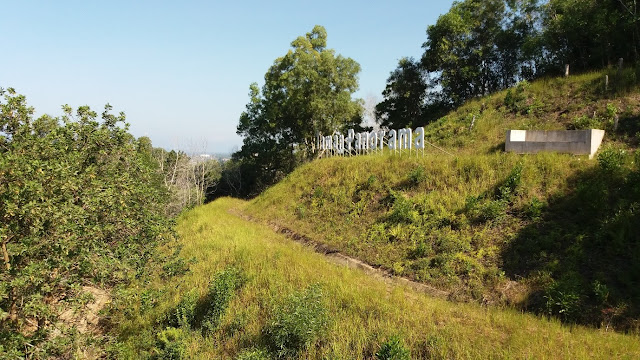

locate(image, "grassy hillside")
(423, 69), (640, 154)
(110, 198), (639, 359)
(244, 70), (640, 330)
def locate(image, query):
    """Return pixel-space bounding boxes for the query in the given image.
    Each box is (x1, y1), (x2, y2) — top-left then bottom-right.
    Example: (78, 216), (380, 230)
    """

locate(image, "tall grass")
(110, 198), (640, 359)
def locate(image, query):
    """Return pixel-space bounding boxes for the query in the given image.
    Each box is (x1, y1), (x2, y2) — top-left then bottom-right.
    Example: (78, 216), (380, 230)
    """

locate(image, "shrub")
(571, 115), (601, 130)
(388, 196), (419, 224)
(264, 284), (329, 358)
(408, 166), (427, 185)
(0, 88), (172, 355)
(162, 257), (191, 279)
(480, 200), (507, 222)
(153, 327), (187, 360)
(409, 240), (431, 259)
(496, 163), (523, 201)
(523, 197), (545, 219)
(375, 335), (411, 360)
(597, 146), (627, 174)
(165, 289), (199, 329)
(544, 283), (582, 322)
(504, 81), (530, 114)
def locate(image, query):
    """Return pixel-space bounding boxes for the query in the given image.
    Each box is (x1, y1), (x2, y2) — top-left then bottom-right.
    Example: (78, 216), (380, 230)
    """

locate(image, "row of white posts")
(314, 127), (427, 158)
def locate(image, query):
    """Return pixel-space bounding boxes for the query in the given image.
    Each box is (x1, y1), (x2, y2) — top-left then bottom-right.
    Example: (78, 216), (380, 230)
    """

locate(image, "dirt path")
(230, 207), (450, 300)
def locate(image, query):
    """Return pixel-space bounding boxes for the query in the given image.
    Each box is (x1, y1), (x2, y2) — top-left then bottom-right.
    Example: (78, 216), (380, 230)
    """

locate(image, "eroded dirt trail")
(229, 206), (450, 300)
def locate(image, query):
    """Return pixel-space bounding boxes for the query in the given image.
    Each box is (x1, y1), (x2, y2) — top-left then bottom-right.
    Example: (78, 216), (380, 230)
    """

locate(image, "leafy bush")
(375, 335), (411, 360)
(480, 200), (507, 222)
(388, 196), (419, 224)
(162, 257), (191, 279)
(408, 166), (427, 185)
(165, 290), (199, 329)
(264, 284), (329, 358)
(0, 88), (172, 355)
(153, 327), (187, 360)
(597, 146), (627, 174)
(544, 285), (582, 322)
(496, 163), (523, 201)
(523, 197), (545, 219)
(571, 115), (602, 130)
(504, 81), (530, 114)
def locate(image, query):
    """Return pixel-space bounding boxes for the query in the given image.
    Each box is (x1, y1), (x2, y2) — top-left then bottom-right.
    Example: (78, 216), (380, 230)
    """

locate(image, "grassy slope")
(113, 198), (639, 359)
(423, 70), (640, 154)
(245, 70), (640, 329)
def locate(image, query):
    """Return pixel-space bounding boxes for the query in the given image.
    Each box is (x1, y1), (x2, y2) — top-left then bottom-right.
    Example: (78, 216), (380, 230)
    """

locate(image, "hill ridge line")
(229, 206), (450, 299)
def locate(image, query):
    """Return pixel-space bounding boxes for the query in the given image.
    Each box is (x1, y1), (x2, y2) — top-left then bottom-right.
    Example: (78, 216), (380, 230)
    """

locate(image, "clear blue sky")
(1, 0), (455, 153)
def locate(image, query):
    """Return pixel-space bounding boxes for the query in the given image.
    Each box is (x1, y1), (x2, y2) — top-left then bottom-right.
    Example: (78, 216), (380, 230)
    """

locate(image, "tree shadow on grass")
(502, 158), (640, 330)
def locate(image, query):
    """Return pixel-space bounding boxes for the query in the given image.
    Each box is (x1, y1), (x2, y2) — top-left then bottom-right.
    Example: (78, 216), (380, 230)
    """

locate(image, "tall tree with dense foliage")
(541, 0), (640, 73)
(233, 25), (364, 196)
(375, 57), (430, 129)
(0, 88), (172, 357)
(422, 0), (541, 107)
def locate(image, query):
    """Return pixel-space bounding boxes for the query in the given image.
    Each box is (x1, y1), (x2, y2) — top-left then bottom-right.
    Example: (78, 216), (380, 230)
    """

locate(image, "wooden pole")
(565, 64), (570, 77)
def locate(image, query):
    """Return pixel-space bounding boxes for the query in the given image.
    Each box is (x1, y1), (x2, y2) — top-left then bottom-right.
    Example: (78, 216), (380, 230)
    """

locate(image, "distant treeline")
(215, 0), (640, 199)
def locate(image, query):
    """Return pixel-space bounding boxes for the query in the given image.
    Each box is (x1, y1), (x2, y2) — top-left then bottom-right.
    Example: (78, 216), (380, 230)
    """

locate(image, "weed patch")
(376, 335), (411, 360)
(264, 284), (329, 358)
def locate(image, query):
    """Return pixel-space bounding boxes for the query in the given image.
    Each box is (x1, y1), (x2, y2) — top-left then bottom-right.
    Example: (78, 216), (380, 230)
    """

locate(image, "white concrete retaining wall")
(505, 129), (605, 159)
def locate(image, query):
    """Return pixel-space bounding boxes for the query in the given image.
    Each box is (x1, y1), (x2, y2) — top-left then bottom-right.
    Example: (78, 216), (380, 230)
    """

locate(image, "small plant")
(375, 335), (411, 360)
(504, 81), (530, 114)
(597, 146), (627, 174)
(152, 327), (187, 360)
(407, 166), (427, 185)
(592, 280), (610, 305)
(544, 284), (582, 322)
(496, 163), (523, 201)
(264, 284), (329, 358)
(571, 115), (601, 130)
(480, 200), (507, 222)
(409, 240), (430, 259)
(523, 197), (545, 219)
(388, 196), (419, 224)
(162, 258), (191, 279)
(165, 289), (199, 329)
(235, 348), (271, 360)
(605, 103), (618, 122)
(367, 174), (378, 187)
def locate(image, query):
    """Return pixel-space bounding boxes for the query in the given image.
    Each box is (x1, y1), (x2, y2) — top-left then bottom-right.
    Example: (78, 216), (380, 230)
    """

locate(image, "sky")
(1, 0), (456, 154)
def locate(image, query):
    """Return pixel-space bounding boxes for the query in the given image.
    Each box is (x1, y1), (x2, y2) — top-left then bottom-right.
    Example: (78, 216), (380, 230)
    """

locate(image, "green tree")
(421, 0), (541, 107)
(0, 87), (172, 357)
(234, 25), (363, 196)
(375, 57), (430, 129)
(541, 0), (639, 73)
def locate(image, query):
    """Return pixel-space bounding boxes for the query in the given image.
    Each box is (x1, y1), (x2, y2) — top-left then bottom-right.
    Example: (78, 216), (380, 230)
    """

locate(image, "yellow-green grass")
(245, 152), (589, 302)
(113, 198), (639, 359)
(240, 69), (640, 329)
(422, 69), (640, 154)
